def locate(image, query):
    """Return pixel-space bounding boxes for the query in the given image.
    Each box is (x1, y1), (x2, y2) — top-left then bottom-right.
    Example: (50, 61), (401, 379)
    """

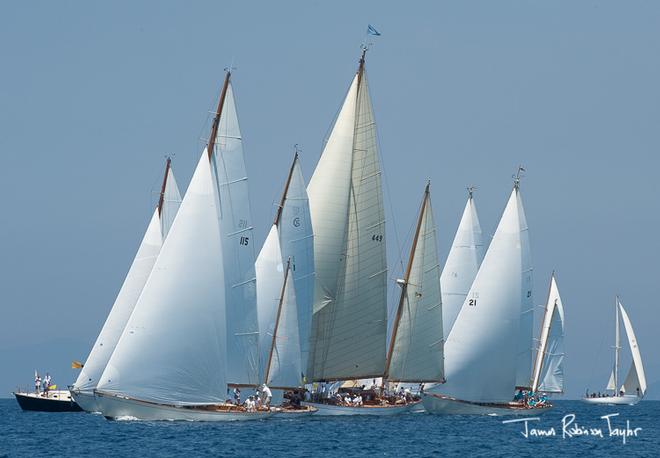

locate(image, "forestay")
(386, 185), (444, 382)
(307, 55), (387, 381)
(98, 152), (228, 405)
(441, 192), (484, 341)
(74, 161), (181, 393)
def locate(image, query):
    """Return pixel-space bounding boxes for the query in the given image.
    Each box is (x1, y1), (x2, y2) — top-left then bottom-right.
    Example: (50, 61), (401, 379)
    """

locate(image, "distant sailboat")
(94, 71), (271, 421)
(582, 298), (646, 405)
(440, 188), (484, 341)
(422, 175), (543, 415)
(70, 158), (181, 413)
(530, 273), (565, 395)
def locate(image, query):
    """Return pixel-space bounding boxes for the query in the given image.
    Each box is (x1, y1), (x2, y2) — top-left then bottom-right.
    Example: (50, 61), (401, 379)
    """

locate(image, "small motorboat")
(13, 390), (82, 412)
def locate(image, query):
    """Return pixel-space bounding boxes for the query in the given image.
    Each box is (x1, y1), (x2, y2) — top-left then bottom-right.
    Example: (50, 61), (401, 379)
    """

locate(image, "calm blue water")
(1, 399), (658, 457)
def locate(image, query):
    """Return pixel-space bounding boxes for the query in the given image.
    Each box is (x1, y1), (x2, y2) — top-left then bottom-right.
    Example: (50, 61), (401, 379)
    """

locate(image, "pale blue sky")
(1, 1), (659, 398)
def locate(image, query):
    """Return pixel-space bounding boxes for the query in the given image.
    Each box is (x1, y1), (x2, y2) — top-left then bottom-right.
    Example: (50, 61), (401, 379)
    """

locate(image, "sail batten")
(307, 56), (387, 381)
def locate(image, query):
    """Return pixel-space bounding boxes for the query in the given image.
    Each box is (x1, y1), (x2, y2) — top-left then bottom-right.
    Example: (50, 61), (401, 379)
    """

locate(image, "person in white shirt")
(43, 373), (52, 394)
(34, 373), (41, 394)
(261, 384), (272, 408)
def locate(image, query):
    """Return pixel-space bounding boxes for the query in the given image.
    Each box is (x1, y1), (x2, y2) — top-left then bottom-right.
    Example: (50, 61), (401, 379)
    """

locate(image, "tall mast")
(273, 151), (299, 227)
(157, 157), (172, 217)
(263, 258), (292, 386)
(207, 71), (231, 161)
(383, 182), (430, 380)
(614, 295), (620, 394)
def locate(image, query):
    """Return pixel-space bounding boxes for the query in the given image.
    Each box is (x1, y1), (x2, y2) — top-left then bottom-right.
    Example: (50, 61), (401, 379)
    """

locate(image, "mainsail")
(97, 151), (228, 405)
(618, 301), (647, 396)
(385, 183), (444, 383)
(208, 73), (260, 387)
(531, 273), (565, 394)
(306, 50), (388, 381)
(73, 159), (181, 393)
(436, 183), (532, 402)
(440, 189), (484, 341)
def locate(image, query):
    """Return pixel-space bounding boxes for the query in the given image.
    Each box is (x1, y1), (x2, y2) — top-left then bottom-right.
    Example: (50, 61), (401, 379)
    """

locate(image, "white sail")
(533, 274), (565, 393)
(441, 192), (484, 341)
(266, 264), (303, 389)
(255, 225), (285, 382)
(209, 80), (259, 386)
(276, 154), (314, 378)
(307, 56), (388, 381)
(436, 186), (532, 402)
(618, 302), (646, 396)
(73, 162), (181, 393)
(386, 185), (444, 382)
(606, 368), (616, 391)
(515, 194), (534, 390)
(97, 152), (228, 405)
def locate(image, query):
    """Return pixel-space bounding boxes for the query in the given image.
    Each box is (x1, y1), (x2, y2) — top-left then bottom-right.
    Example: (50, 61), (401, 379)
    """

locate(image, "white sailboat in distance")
(583, 297), (646, 405)
(94, 71), (271, 421)
(70, 158), (181, 413)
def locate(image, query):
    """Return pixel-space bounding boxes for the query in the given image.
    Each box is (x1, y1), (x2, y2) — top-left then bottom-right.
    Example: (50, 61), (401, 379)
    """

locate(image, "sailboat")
(94, 71), (271, 421)
(529, 273), (565, 396)
(582, 297), (646, 405)
(422, 175), (542, 415)
(382, 182), (445, 400)
(70, 158), (181, 413)
(304, 48), (412, 415)
(440, 188), (484, 342)
(255, 153), (315, 413)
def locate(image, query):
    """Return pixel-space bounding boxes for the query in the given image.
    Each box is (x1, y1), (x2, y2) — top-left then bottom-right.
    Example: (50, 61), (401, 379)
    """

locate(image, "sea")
(1, 399), (658, 457)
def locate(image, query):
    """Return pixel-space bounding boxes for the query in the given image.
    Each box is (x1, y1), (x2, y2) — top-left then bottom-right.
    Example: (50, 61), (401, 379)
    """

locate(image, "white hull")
(303, 401), (414, 416)
(70, 390), (101, 413)
(95, 392), (273, 421)
(422, 393), (551, 416)
(582, 395), (642, 406)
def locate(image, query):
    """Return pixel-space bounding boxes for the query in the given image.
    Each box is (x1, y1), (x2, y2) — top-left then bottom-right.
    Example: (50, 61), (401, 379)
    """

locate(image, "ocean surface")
(1, 399), (658, 457)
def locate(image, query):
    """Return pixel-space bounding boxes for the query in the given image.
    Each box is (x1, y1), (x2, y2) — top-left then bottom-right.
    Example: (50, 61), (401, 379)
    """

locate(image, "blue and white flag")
(367, 24), (381, 36)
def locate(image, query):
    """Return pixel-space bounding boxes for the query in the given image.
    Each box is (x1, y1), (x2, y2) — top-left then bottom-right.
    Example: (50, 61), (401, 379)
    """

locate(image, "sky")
(1, 1), (659, 399)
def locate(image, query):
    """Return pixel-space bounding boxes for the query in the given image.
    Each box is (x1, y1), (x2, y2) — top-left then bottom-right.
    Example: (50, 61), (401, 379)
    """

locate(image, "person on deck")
(34, 373), (41, 394)
(261, 384), (272, 408)
(43, 373), (52, 395)
(233, 387), (241, 405)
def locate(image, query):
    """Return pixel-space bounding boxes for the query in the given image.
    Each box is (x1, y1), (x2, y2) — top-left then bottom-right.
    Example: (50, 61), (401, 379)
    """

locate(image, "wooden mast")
(157, 157), (172, 217)
(263, 258), (292, 387)
(207, 71), (231, 161)
(383, 182), (430, 381)
(273, 151), (299, 227)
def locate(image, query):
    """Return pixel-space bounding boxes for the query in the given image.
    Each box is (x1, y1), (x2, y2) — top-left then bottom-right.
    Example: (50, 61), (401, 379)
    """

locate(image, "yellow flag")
(48, 384), (57, 390)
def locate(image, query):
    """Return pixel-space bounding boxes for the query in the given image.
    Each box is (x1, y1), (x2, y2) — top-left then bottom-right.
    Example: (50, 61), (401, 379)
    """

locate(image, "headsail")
(264, 260), (303, 389)
(208, 73), (260, 386)
(275, 154), (314, 377)
(307, 50), (388, 381)
(97, 152), (228, 405)
(437, 184), (532, 402)
(73, 159), (181, 393)
(440, 189), (484, 341)
(532, 273), (565, 393)
(618, 301), (646, 396)
(385, 183), (444, 383)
